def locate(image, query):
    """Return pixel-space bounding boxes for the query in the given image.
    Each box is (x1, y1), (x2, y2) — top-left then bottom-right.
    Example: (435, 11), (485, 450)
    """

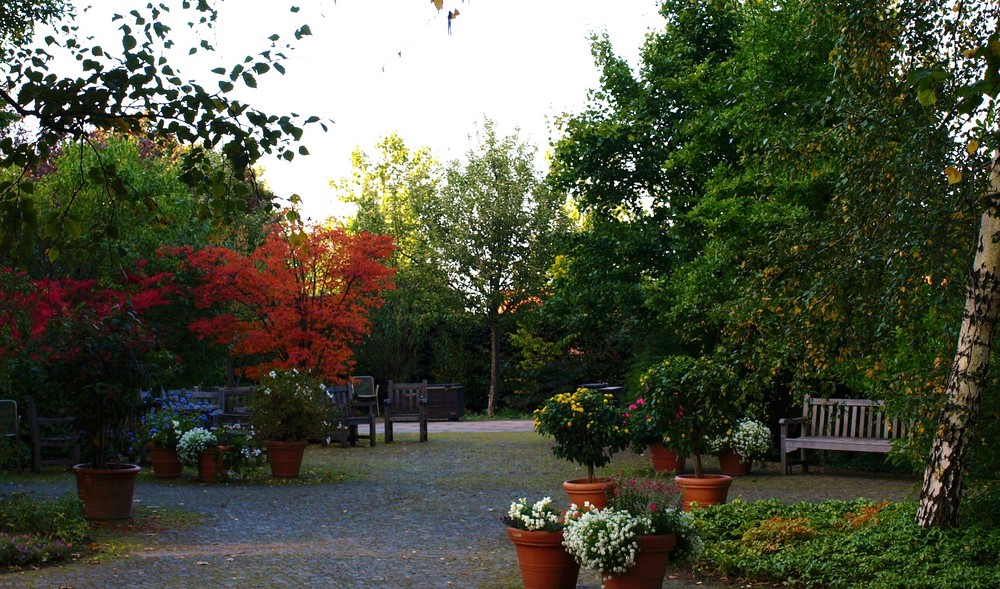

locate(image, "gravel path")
(0, 423), (918, 588)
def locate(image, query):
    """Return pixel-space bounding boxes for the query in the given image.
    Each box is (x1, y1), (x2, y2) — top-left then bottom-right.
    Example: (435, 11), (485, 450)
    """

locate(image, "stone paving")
(0, 420), (919, 589)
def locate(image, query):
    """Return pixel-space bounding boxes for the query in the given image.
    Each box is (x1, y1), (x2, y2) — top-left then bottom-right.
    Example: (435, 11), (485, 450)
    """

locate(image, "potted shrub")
(623, 396), (686, 474)
(504, 497), (579, 589)
(708, 417), (771, 476)
(562, 475), (700, 589)
(249, 369), (327, 477)
(640, 355), (737, 509)
(534, 387), (629, 508)
(141, 394), (211, 478)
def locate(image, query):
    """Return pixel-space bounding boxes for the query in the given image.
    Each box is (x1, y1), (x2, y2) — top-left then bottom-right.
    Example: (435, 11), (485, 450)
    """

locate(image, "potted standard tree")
(534, 387), (629, 509)
(640, 355), (737, 510)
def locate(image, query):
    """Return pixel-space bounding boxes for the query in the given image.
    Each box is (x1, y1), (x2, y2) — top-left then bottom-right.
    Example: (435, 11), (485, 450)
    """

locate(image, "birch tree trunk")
(916, 158), (1000, 528)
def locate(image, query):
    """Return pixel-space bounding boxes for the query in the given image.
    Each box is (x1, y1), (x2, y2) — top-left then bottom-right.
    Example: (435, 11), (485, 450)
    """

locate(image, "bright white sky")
(74, 1), (661, 222)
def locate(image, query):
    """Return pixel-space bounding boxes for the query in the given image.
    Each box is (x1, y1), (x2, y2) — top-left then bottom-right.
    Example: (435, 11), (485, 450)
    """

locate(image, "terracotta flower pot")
(674, 473), (733, 511)
(647, 442), (687, 474)
(147, 443), (183, 478)
(266, 440), (309, 478)
(563, 477), (615, 510)
(73, 463), (141, 520)
(506, 528), (580, 589)
(602, 534), (677, 589)
(197, 447), (228, 482)
(717, 449), (751, 476)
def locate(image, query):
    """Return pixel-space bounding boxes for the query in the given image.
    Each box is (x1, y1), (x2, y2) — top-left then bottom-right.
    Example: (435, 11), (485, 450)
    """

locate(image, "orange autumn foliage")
(172, 222), (395, 382)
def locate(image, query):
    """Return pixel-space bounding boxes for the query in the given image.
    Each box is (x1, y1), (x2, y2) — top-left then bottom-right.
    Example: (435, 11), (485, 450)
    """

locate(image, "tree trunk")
(916, 159), (1000, 528)
(487, 321), (500, 417)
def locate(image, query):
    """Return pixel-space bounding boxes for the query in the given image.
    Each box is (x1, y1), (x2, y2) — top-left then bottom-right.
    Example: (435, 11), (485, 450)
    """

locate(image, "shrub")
(0, 492), (88, 568)
(692, 498), (1000, 588)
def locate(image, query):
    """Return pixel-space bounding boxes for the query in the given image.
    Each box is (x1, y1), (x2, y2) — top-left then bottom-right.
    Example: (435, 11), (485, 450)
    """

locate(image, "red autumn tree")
(172, 219), (395, 382)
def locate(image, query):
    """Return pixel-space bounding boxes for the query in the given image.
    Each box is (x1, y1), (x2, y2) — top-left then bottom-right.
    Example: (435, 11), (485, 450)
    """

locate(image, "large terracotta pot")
(647, 442), (687, 474)
(266, 440), (309, 478)
(506, 528), (580, 589)
(73, 463), (141, 520)
(602, 534), (677, 589)
(717, 449), (751, 476)
(674, 473), (733, 510)
(563, 477), (615, 510)
(147, 443), (183, 478)
(197, 447), (229, 482)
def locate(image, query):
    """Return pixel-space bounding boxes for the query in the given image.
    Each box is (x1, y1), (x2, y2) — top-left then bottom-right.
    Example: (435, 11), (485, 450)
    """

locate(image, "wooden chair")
(25, 396), (81, 472)
(216, 386), (255, 430)
(0, 400), (21, 471)
(384, 381), (428, 443)
(322, 385), (377, 447)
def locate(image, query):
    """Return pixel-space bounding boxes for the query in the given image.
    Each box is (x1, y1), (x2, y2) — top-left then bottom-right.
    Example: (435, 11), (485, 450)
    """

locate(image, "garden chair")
(384, 381), (428, 443)
(24, 396), (81, 472)
(0, 399), (21, 471)
(350, 376), (379, 416)
(216, 385), (255, 430)
(322, 385), (377, 447)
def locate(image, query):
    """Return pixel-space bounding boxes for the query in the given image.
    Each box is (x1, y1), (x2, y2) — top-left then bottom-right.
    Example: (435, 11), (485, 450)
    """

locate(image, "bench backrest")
(386, 381), (427, 415)
(802, 397), (907, 440)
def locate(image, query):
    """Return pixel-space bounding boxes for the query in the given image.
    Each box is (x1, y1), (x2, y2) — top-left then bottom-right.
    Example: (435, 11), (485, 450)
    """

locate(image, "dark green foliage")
(693, 499), (1000, 588)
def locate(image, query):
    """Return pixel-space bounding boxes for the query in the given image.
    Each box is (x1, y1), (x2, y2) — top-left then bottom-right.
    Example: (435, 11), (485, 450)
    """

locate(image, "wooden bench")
(779, 396), (907, 474)
(322, 385), (377, 447)
(384, 381), (428, 443)
(24, 396), (81, 472)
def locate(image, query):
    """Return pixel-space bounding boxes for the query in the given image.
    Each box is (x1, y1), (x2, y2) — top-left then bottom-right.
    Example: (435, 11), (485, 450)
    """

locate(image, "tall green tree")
(424, 119), (568, 415)
(550, 0), (1000, 529)
(336, 133), (463, 382)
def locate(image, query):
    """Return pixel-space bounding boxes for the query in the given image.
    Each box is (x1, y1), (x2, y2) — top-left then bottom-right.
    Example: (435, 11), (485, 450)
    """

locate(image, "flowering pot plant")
(176, 427), (218, 465)
(534, 387), (629, 482)
(639, 355), (736, 477)
(707, 417), (771, 463)
(562, 475), (700, 580)
(249, 369), (327, 442)
(622, 396), (671, 453)
(141, 394), (211, 450)
(505, 496), (565, 531)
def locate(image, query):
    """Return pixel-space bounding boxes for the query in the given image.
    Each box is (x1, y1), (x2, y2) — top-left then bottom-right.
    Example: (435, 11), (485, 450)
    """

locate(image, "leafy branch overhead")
(0, 1), (327, 262)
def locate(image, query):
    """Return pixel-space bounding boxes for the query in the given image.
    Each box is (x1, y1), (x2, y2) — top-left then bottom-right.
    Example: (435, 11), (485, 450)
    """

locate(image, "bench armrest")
(779, 416), (804, 438)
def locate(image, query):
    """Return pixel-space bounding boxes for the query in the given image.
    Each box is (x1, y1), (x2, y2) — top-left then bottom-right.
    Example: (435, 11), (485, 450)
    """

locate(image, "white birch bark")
(916, 157), (1000, 527)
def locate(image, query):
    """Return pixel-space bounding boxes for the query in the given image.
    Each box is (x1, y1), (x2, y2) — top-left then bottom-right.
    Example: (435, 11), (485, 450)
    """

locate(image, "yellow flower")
(567, 421), (572, 427)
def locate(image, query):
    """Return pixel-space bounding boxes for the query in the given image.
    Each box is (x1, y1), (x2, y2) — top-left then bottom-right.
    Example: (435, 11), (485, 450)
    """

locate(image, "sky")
(75, 1), (663, 222)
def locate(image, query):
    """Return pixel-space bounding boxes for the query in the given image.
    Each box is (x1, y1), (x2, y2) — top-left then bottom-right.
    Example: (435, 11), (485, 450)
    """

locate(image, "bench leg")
(385, 419), (393, 443)
(419, 420), (427, 442)
(366, 418), (376, 447)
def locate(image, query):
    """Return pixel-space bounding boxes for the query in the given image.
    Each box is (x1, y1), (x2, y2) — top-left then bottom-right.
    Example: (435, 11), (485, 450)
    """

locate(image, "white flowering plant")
(176, 427), (217, 465)
(249, 369), (328, 442)
(707, 418), (771, 462)
(562, 503), (649, 575)
(505, 497), (565, 532)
